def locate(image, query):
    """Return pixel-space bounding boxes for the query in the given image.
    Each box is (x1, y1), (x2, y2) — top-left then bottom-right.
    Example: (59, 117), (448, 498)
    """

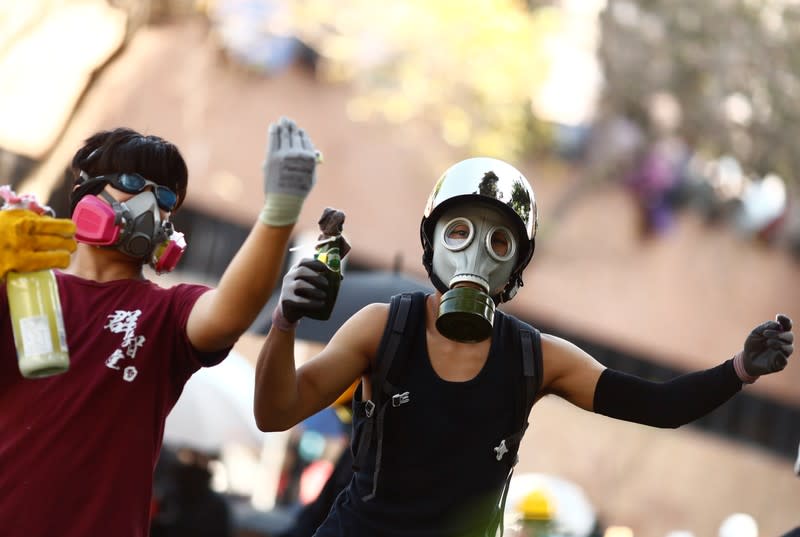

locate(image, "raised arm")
(186, 117), (319, 352)
(253, 259), (386, 431)
(539, 314), (794, 429)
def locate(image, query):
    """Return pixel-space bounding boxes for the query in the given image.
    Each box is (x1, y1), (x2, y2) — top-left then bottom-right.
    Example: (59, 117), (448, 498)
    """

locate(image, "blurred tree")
(598, 0), (800, 187)
(279, 0), (561, 161)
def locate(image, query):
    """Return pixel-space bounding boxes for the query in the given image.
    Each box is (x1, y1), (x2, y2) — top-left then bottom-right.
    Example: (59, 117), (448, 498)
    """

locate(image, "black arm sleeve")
(592, 359), (743, 428)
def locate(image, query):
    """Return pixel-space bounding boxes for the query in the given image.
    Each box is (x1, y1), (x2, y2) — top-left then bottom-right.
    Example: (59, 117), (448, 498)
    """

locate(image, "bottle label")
(316, 246), (342, 274)
(55, 307), (68, 351)
(19, 315), (55, 356)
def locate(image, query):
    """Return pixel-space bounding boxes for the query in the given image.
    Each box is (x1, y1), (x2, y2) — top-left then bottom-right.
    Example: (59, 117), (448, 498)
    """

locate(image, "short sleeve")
(170, 284), (232, 369)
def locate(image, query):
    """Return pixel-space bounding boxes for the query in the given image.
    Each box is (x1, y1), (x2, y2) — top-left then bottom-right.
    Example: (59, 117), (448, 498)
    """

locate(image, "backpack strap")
(500, 325), (541, 457)
(486, 316), (543, 537)
(351, 291), (427, 501)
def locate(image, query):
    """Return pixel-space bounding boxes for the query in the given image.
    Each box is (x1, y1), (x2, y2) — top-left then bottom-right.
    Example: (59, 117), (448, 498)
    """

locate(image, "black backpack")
(351, 291), (543, 537)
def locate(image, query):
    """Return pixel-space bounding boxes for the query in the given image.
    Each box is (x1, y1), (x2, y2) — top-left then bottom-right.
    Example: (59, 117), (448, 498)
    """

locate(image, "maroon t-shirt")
(0, 271), (229, 537)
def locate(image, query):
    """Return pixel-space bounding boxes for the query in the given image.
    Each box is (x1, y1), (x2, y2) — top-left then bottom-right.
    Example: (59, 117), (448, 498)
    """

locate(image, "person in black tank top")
(255, 158), (794, 537)
(319, 303), (528, 537)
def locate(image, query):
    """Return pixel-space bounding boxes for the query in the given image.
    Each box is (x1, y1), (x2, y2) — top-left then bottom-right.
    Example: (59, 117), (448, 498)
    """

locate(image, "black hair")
(68, 127), (188, 215)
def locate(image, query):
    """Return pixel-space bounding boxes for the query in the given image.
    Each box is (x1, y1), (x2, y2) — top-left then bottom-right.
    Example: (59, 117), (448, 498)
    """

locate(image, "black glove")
(279, 258), (330, 323)
(742, 314), (794, 377)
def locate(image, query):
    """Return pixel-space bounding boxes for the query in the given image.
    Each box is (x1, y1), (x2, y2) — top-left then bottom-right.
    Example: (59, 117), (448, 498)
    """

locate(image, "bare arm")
(537, 314), (794, 428)
(185, 117), (318, 352)
(536, 332), (742, 425)
(538, 333), (606, 410)
(186, 222), (293, 351)
(254, 302), (388, 431)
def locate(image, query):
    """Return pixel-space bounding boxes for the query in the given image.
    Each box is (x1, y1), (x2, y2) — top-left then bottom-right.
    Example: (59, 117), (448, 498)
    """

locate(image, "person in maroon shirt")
(0, 116), (320, 537)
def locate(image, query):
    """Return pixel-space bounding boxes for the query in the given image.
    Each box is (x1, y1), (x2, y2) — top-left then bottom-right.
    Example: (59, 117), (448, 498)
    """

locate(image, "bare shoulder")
(356, 301), (391, 321)
(540, 332), (587, 359)
(540, 332), (603, 368)
(538, 332), (605, 402)
(298, 302), (392, 404)
(328, 302), (391, 363)
(339, 302), (390, 334)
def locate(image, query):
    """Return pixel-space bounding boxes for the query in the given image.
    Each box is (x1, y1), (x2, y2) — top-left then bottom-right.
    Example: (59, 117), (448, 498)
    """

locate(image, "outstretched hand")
(278, 258), (330, 325)
(0, 209), (76, 280)
(260, 116), (320, 227)
(741, 314), (794, 377)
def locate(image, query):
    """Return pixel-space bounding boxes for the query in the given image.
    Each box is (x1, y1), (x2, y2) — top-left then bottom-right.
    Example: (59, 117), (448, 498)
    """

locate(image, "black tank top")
(314, 308), (534, 537)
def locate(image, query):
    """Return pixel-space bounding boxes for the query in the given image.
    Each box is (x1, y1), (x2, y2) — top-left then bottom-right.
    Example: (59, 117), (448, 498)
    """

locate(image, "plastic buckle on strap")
(494, 440), (509, 461)
(364, 400), (376, 418)
(391, 391), (410, 407)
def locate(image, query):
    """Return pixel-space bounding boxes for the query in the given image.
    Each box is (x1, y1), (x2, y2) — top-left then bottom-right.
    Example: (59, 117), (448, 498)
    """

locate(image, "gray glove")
(279, 258), (329, 324)
(260, 117), (319, 227)
(742, 314), (794, 377)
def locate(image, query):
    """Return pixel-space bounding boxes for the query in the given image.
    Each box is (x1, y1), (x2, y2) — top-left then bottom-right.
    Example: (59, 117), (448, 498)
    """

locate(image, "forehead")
(435, 202), (517, 229)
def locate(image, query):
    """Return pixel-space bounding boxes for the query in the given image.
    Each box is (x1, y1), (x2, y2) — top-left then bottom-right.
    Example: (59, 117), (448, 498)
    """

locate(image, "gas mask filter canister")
(431, 204), (518, 342)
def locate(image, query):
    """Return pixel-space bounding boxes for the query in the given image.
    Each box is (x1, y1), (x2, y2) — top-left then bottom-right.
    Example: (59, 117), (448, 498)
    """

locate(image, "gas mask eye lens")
(441, 217), (474, 251)
(486, 226), (516, 261)
(104, 173), (178, 212)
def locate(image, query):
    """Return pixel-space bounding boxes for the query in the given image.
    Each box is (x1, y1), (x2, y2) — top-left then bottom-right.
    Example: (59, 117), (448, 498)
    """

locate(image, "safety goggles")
(97, 172), (178, 211)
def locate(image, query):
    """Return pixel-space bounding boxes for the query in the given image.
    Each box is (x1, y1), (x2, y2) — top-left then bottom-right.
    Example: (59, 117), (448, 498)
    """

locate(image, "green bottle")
(308, 239), (342, 321)
(1, 186), (70, 378)
(306, 207), (349, 321)
(7, 269), (70, 378)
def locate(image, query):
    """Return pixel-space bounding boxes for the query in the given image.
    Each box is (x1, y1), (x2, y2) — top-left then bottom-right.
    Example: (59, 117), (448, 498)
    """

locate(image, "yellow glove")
(0, 209), (77, 280)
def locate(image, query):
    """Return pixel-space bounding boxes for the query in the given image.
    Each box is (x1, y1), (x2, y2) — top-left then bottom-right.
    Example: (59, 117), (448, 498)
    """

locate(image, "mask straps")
(70, 177), (109, 216)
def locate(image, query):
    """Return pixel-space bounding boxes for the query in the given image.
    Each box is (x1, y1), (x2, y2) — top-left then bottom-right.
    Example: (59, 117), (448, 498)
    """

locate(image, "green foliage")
(284, 0), (560, 161)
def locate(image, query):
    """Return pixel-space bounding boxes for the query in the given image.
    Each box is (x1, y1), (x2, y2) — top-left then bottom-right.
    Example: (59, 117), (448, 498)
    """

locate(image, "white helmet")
(719, 513), (758, 537)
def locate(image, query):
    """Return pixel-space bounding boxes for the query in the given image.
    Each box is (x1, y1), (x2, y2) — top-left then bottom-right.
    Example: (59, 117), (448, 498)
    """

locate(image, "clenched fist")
(278, 258), (330, 324)
(740, 314), (794, 378)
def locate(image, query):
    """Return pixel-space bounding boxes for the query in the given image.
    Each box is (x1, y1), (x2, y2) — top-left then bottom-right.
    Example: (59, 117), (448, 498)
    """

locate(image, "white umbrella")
(164, 350), (264, 453)
(503, 472), (597, 537)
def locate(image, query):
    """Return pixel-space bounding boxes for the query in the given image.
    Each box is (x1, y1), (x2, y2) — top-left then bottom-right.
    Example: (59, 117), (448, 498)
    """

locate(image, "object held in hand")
(0, 186), (76, 278)
(0, 185), (54, 216)
(1, 185), (72, 378)
(307, 207), (350, 321)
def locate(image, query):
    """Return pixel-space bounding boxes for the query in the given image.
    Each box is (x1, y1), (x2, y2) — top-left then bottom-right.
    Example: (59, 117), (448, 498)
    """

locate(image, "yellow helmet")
(518, 489), (556, 521)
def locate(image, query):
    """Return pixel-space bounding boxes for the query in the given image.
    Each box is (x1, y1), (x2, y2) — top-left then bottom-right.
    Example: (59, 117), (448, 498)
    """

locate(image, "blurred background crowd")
(1, 0), (798, 536)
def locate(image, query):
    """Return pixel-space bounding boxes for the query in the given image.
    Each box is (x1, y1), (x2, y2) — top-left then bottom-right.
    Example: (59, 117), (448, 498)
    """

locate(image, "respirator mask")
(71, 172), (186, 273)
(420, 157), (538, 343)
(431, 205), (519, 342)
